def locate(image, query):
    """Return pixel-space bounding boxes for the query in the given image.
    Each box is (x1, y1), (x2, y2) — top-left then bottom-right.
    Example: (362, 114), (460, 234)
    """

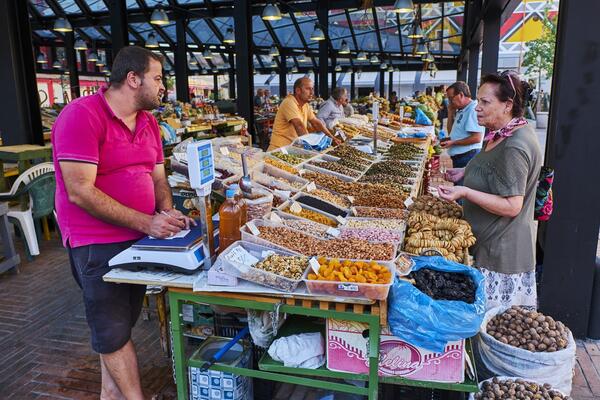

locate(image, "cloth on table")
(479, 266), (537, 310)
(267, 332), (325, 369)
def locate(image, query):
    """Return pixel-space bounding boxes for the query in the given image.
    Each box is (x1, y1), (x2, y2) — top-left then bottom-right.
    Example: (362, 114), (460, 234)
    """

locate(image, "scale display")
(187, 141), (215, 195)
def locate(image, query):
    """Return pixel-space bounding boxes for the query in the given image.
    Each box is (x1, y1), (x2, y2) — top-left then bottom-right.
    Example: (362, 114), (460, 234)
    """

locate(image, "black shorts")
(68, 240), (147, 354)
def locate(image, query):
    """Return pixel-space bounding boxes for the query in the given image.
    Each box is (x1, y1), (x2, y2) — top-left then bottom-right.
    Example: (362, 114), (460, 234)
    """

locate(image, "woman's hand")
(444, 168), (465, 183)
(438, 185), (469, 202)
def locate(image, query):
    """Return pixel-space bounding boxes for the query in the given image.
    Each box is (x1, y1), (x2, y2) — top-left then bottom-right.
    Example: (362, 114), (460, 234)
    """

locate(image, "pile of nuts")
(270, 152), (310, 165)
(352, 207), (407, 219)
(282, 218), (330, 238)
(265, 158), (299, 175)
(346, 218), (405, 230)
(255, 226), (396, 260)
(253, 255), (308, 280)
(359, 174), (412, 186)
(340, 228), (403, 243)
(336, 156), (370, 172)
(306, 188), (351, 208)
(328, 145), (375, 161)
(365, 160), (417, 178)
(353, 194), (406, 209)
(282, 206), (337, 227)
(384, 143), (425, 160)
(475, 377), (571, 400)
(302, 171), (404, 198)
(409, 195), (463, 219)
(486, 306), (570, 352)
(309, 161), (362, 178)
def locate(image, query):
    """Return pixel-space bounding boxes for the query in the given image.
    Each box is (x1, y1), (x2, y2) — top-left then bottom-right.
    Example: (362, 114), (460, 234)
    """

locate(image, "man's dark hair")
(109, 46), (164, 88)
(447, 81), (471, 98)
(331, 87), (347, 101)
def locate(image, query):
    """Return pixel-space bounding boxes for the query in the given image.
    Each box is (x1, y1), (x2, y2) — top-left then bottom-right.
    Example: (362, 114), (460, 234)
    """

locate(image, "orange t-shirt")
(268, 95), (315, 150)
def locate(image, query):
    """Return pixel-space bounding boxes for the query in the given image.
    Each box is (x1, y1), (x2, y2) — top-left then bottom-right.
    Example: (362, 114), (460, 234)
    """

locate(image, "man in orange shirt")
(268, 77), (339, 150)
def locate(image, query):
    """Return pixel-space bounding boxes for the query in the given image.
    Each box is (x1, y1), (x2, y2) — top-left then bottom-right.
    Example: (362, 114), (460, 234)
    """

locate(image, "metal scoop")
(239, 152), (253, 196)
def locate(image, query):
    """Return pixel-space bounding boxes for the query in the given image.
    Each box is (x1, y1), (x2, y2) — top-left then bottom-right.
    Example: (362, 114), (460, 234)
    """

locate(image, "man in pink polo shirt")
(53, 46), (192, 399)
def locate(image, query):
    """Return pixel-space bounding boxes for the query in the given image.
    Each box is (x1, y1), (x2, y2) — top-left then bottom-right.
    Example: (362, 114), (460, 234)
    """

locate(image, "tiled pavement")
(1, 237), (599, 399)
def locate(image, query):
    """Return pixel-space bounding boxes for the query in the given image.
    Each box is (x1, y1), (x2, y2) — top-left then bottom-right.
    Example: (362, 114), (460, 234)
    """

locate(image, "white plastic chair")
(0, 162), (55, 257)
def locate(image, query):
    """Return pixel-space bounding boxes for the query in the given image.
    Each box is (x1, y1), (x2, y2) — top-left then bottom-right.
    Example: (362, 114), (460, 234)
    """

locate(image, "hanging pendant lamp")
(262, 3), (282, 21)
(53, 17), (72, 32)
(393, 0), (414, 13)
(150, 7), (170, 25)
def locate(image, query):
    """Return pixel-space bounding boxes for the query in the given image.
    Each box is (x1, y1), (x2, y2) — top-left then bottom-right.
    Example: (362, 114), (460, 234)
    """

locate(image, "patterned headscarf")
(484, 117), (528, 142)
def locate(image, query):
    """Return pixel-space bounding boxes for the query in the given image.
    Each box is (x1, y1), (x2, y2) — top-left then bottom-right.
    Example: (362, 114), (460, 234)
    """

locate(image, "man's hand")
(440, 139), (454, 149)
(146, 213), (186, 239)
(161, 208), (197, 230)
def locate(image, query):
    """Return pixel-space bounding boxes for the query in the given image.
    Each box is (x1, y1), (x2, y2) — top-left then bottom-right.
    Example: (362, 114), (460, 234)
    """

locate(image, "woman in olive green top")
(439, 72), (542, 310)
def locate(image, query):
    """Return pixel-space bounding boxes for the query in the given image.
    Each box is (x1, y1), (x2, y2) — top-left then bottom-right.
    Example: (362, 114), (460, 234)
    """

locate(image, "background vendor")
(268, 77), (339, 150)
(441, 81), (486, 183)
(317, 87), (347, 130)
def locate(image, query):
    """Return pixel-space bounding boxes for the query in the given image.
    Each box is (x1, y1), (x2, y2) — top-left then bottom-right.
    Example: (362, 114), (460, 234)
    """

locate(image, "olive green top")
(463, 125), (542, 274)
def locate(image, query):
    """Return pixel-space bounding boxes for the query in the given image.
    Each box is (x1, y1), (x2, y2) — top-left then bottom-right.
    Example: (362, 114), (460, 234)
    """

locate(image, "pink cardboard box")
(326, 319), (465, 383)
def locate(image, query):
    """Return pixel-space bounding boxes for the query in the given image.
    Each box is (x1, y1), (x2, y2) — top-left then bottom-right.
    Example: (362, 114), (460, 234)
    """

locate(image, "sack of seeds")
(388, 255), (486, 353)
(476, 306), (576, 395)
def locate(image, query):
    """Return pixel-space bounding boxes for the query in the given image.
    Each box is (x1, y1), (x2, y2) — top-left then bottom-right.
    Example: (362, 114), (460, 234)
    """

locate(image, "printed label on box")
(337, 283), (359, 292)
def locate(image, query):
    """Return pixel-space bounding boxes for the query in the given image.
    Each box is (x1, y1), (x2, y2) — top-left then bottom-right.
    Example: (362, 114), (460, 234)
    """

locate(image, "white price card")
(337, 283), (359, 292)
(298, 169), (306, 176)
(404, 197), (414, 208)
(219, 146), (230, 156)
(224, 245), (260, 266)
(290, 202), (303, 213)
(261, 250), (276, 258)
(270, 213), (283, 224)
(309, 257), (321, 274)
(326, 227), (341, 237)
(336, 130), (347, 140)
(280, 147), (289, 155)
(350, 207), (358, 216)
(246, 221), (260, 236)
(306, 182), (316, 192)
(336, 215), (347, 225)
(273, 189), (292, 199)
(347, 196), (355, 204)
(372, 101), (380, 120)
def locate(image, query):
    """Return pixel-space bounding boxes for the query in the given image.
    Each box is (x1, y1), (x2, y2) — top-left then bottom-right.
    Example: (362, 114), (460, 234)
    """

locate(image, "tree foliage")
(522, 9), (557, 80)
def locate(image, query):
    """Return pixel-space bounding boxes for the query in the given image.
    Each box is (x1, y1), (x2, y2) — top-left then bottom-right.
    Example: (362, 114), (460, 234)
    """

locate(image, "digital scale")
(109, 141), (216, 274)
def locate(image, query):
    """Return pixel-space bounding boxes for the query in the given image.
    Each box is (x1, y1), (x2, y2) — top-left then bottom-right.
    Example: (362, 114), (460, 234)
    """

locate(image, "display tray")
(278, 199), (342, 227)
(292, 193), (349, 217)
(266, 146), (320, 168)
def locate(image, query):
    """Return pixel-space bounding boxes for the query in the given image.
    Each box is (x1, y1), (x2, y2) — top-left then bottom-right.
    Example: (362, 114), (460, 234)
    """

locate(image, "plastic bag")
(415, 108), (433, 126)
(388, 256), (485, 353)
(245, 187), (274, 221)
(476, 306), (576, 395)
(247, 308), (286, 348)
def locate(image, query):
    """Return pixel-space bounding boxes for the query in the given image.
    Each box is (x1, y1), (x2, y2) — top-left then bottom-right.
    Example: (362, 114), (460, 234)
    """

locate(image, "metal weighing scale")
(109, 141), (216, 274)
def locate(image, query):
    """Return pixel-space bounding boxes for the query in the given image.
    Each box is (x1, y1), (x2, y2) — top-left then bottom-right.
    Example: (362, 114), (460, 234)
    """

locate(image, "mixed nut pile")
(486, 306), (570, 352)
(253, 255), (308, 280)
(475, 377), (571, 400)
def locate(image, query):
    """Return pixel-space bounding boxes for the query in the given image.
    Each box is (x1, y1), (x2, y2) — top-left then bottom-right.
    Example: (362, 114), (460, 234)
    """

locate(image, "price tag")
(336, 130), (347, 140)
(306, 182), (316, 192)
(219, 146), (230, 156)
(350, 207), (358, 216)
(337, 283), (359, 292)
(336, 215), (347, 225)
(246, 221), (260, 236)
(326, 227), (340, 237)
(261, 250), (276, 258)
(290, 202), (303, 214)
(404, 197), (414, 208)
(270, 213), (283, 224)
(347, 196), (355, 204)
(223, 245), (259, 266)
(298, 169), (306, 176)
(273, 189), (291, 199)
(280, 147), (289, 155)
(309, 257), (321, 274)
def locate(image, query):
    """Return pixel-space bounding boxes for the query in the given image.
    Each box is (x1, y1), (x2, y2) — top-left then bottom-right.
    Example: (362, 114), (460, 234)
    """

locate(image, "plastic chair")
(0, 163), (56, 258)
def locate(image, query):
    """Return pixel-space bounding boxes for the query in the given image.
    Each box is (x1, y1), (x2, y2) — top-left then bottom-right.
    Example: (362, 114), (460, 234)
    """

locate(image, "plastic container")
(266, 210), (331, 238)
(216, 240), (308, 292)
(350, 206), (408, 220)
(307, 155), (362, 179)
(239, 219), (308, 254)
(302, 258), (394, 300)
(251, 163), (309, 191)
(266, 146), (319, 167)
(218, 189), (242, 252)
(294, 194), (348, 217)
(278, 199), (340, 227)
(243, 187), (274, 221)
(344, 217), (406, 231)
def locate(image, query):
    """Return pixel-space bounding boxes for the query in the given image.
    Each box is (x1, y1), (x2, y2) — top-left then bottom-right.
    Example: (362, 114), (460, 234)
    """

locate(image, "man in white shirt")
(317, 87), (347, 130)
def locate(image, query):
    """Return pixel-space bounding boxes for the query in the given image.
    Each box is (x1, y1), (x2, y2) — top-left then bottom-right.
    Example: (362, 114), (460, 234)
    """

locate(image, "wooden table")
(0, 144), (53, 191)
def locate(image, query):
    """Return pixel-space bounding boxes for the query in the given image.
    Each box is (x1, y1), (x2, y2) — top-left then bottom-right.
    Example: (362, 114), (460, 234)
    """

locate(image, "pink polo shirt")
(52, 87), (164, 248)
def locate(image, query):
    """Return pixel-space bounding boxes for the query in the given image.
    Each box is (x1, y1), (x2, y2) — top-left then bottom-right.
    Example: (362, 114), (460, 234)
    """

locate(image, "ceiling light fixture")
(357, 52), (367, 61)
(150, 7), (170, 25)
(310, 24), (325, 41)
(87, 50), (99, 62)
(145, 33), (159, 48)
(223, 27), (235, 44)
(36, 53), (48, 64)
(408, 24), (423, 39)
(393, 0), (414, 13)
(370, 54), (380, 63)
(339, 40), (350, 54)
(203, 49), (213, 59)
(53, 17), (72, 32)
(262, 3), (282, 21)
(74, 38), (87, 51)
(52, 60), (62, 69)
(335, 64), (342, 72)
(269, 45), (280, 57)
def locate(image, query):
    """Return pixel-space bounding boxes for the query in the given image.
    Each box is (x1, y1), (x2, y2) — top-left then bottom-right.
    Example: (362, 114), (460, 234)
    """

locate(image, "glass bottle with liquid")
(218, 189), (242, 252)
(229, 183), (248, 225)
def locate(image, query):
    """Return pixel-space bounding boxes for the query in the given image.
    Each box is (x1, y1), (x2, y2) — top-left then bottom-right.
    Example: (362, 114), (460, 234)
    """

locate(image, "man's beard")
(135, 84), (161, 110)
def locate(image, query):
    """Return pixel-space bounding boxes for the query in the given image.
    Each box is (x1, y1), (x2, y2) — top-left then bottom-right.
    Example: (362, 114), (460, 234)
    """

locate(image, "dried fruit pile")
(307, 258), (392, 284)
(409, 195), (463, 219)
(407, 268), (475, 303)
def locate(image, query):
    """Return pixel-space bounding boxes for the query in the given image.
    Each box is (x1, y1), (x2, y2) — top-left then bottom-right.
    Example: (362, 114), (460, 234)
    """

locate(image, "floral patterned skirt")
(479, 267), (537, 310)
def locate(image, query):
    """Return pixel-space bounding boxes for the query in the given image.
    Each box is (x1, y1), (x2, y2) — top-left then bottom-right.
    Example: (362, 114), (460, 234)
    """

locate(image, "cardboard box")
(326, 319), (465, 383)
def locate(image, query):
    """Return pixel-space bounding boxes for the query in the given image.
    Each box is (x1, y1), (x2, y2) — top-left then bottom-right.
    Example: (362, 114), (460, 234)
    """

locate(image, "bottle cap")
(230, 183), (240, 191)
(225, 189), (236, 198)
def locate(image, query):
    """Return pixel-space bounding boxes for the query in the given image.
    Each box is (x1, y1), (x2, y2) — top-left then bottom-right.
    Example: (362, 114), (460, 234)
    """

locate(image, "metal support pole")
(467, 45), (480, 98)
(350, 72), (356, 100)
(233, 0), (254, 140)
(388, 71), (393, 99)
(331, 56), (336, 91)
(379, 71), (385, 98)
(228, 69), (236, 99)
(480, 0), (502, 76)
(317, 0), (329, 98)
(64, 32), (81, 99)
(0, 0), (43, 144)
(175, 18), (190, 103)
(108, 0), (128, 55)
(538, 0), (600, 338)
(279, 55), (287, 99)
(213, 74), (219, 101)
